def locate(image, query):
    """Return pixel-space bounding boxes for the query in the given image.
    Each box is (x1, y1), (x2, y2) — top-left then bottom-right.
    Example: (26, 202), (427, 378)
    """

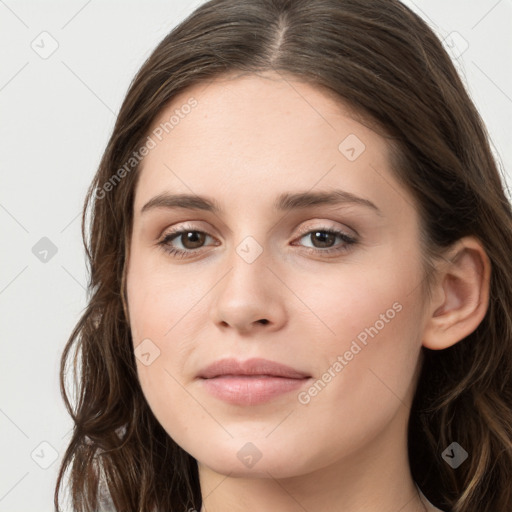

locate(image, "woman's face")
(126, 71), (431, 478)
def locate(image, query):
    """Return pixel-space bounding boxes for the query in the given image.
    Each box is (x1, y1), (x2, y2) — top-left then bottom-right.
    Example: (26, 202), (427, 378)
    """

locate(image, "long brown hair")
(54, 1), (512, 511)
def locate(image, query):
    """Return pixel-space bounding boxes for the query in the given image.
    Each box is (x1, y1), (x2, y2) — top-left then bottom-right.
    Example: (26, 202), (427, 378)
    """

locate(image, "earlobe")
(422, 237), (491, 350)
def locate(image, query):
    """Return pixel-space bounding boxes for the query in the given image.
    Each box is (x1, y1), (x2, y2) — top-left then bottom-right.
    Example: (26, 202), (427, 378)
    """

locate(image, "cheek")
(126, 249), (217, 439)
(292, 253), (425, 447)
(126, 247), (202, 341)
(295, 245), (424, 355)
(294, 249), (424, 393)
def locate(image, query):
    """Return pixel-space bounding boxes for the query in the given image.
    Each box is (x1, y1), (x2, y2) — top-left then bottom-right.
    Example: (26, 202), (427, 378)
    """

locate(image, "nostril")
(258, 319), (269, 325)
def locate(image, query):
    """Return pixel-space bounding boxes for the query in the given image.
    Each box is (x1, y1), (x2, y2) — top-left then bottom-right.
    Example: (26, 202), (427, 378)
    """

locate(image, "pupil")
(313, 231), (334, 248)
(183, 231), (205, 249)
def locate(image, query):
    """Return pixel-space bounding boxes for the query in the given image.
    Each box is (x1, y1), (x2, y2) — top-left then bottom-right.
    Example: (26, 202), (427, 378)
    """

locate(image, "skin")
(125, 71), (490, 512)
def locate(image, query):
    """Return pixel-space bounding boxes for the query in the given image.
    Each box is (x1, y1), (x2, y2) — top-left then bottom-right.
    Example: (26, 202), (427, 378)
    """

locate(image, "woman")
(54, 1), (512, 511)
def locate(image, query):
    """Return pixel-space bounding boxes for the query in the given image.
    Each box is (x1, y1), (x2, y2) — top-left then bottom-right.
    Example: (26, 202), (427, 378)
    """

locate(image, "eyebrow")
(140, 189), (382, 216)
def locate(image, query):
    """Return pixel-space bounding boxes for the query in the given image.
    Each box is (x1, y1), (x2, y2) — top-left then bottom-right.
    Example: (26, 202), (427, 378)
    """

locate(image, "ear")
(422, 236), (491, 350)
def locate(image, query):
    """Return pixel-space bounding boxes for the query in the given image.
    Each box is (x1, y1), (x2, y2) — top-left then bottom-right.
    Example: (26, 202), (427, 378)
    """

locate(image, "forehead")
(132, 71), (401, 217)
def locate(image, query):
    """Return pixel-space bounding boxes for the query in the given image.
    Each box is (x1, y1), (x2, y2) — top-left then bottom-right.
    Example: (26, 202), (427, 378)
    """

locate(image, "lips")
(197, 357), (311, 379)
(197, 357), (311, 406)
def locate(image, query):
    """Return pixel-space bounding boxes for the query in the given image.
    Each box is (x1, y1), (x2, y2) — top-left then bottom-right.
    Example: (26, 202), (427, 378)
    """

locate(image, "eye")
(292, 227), (357, 255)
(157, 227), (216, 258)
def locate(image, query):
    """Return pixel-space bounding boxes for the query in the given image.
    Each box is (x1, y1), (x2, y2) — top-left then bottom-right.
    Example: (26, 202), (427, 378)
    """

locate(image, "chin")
(190, 436), (317, 479)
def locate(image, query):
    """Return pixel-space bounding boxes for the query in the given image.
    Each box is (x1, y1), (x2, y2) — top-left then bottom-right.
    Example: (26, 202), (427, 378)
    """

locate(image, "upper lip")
(197, 357), (310, 379)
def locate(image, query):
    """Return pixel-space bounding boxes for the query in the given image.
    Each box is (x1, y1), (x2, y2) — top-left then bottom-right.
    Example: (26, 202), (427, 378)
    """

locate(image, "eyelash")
(157, 224), (358, 259)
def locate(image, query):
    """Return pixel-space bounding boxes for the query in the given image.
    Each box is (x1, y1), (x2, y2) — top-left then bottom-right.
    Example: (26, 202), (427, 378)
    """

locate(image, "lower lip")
(200, 375), (310, 405)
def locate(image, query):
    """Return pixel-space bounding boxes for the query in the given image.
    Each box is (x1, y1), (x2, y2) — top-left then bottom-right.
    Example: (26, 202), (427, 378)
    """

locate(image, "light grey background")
(1, 1), (511, 510)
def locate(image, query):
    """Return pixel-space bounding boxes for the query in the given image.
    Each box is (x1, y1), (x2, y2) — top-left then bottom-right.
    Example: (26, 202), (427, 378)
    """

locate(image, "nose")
(209, 242), (287, 335)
